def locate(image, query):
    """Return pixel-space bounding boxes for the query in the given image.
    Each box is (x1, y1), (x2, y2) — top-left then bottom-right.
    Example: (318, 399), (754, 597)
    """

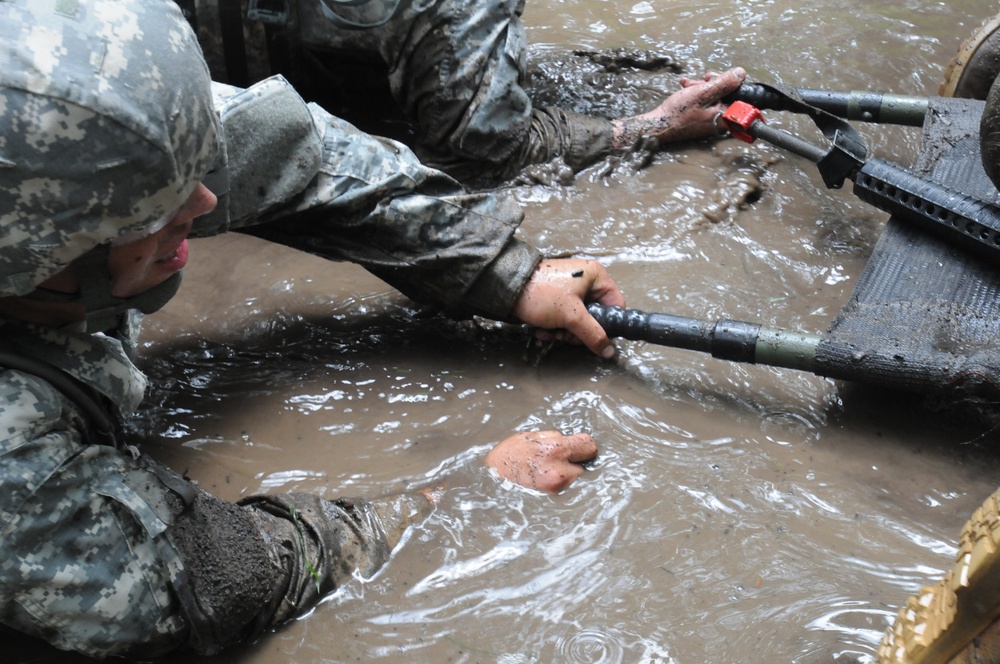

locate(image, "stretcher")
(590, 84), (1000, 404)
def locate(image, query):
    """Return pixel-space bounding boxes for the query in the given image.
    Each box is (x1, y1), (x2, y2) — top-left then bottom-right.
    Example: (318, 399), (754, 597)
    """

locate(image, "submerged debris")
(698, 145), (778, 224)
(525, 43), (691, 120)
(571, 47), (683, 73)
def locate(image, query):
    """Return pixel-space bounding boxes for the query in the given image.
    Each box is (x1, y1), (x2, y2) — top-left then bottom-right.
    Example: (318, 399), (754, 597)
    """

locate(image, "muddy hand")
(612, 66), (747, 147)
(511, 258), (625, 359)
(485, 430), (599, 493)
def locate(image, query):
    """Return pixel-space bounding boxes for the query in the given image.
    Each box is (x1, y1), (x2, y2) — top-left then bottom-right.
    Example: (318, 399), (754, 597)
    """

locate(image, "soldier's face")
(108, 184), (217, 299)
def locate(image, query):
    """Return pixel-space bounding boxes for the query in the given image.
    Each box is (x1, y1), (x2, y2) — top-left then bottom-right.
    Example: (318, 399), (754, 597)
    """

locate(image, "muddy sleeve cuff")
(521, 106), (616, 172)
(232, 491), (429, 638)
(162, 484), (430, 656)
(459, 238), (543, 321)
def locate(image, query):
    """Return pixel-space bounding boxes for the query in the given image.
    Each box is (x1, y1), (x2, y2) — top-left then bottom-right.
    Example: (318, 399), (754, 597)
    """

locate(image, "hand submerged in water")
(485, 430), (598, 493)
(612, 66), (747, 147)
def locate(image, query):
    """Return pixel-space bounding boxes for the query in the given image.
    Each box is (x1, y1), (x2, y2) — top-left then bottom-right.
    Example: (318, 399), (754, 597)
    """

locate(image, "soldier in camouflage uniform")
(177, 0), (746, 182)
(0, 0), (619, 658)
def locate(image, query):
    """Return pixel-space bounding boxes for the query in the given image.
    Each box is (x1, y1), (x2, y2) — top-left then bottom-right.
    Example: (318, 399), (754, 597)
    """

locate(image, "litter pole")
(721, 101), (1000, 262)
(726, 83), (929, 127)
(587, 303), (821, 372)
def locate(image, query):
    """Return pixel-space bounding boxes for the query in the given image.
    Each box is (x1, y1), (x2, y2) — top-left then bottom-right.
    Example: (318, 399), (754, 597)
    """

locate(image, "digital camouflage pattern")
(0, 316), (431, 657)
(1, 0), (542, 658)
(212, 77), (543, 320)
(0, 316), (188, 657)
(0, 0), (220, 296)
(184, 0), (615, 181)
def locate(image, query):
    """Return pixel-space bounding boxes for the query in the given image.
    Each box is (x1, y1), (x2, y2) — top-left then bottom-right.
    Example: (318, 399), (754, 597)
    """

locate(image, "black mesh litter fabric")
(815, 96), (1000, 399)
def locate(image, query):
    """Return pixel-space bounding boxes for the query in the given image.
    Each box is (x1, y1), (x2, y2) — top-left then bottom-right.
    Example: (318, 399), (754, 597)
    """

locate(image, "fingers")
(691, 67), (746, 104)
(564, 267), (623, 358)
(512, 258), (624, 359)
(579, 268), (625, 358)
(717, 67), (748, 98)
(488, 430), (599, 493)
(681, 71), (721, 87)
(679, 67), (747, 103)
(532, 431), (597, 492)
(552, 432), (599, 464)
(565, 302), (616, 359)
(547, 463), (584, 492)
(590, 267), (627, 309)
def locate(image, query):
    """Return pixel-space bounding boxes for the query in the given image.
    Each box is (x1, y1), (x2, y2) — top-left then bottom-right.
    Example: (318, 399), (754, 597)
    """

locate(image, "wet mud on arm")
(233, 106), (542, 321)
(165, 476), (430, 655)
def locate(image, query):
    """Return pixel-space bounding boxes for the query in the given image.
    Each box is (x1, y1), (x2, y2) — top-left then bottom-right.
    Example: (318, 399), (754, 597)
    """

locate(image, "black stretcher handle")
(728, 107), (1000, 262)
(724, 83), (929, 127)
(587, 303), (821, 372)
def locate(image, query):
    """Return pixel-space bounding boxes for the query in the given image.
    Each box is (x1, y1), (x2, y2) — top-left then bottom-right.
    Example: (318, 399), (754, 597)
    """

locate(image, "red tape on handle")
(722, 101), (765, 143)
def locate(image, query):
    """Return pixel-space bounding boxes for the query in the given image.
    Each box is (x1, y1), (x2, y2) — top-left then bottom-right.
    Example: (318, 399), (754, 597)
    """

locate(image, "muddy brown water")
(14, 1), (1000, 663)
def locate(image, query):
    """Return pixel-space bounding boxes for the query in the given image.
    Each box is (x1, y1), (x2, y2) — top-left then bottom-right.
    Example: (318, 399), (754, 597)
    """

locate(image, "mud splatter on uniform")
(183, 0), (615, 181)
(0, 0), (539, 657)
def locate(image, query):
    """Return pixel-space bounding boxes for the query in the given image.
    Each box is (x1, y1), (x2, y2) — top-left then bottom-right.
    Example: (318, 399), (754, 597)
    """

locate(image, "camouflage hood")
(0, 0), (221, 296)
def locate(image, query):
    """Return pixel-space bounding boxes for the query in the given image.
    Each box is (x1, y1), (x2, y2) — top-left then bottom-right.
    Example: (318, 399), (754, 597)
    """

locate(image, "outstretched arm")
(211, 79), (625, 355)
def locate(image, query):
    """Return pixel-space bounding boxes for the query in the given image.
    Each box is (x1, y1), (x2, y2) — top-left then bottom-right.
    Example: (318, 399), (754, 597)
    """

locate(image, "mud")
(12, 1), (1000, 663)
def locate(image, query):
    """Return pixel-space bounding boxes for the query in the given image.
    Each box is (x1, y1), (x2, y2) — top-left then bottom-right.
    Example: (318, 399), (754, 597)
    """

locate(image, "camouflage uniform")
(0, 0), (539, 658)
(180, 0), (615, 181)
(209, 77), (542, 318)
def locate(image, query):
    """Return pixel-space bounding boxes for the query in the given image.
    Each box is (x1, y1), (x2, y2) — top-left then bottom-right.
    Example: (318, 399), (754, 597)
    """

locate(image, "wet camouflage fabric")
(1, 1), (541, 658)
(186, 0), (614, 181)
(0, 0), (220, 296)
(0, 318), (189, 657)
(0, 318), (428, 658)
(211, 77), (543, 320)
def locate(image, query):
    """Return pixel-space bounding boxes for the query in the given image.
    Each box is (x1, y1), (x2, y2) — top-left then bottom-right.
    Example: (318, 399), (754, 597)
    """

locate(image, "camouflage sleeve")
(295, 0), (616, 181)
(0, 362), (430, 658)
(517, 107), (616, 175)
(392, 0), (615, 180)
(0, 367), (188, 657)
(215, 80), (543, 321)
